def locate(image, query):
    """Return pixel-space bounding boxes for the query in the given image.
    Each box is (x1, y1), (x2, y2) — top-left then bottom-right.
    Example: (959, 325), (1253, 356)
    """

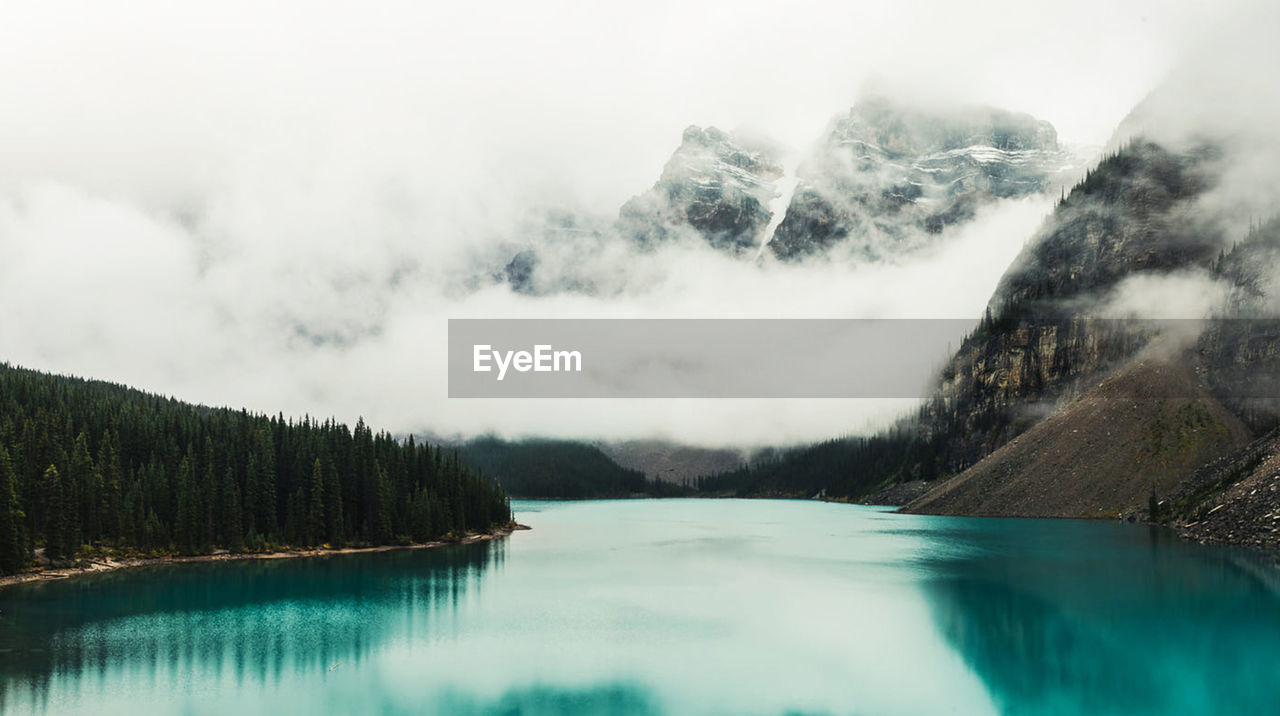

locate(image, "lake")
(2, 499), (1279, 715)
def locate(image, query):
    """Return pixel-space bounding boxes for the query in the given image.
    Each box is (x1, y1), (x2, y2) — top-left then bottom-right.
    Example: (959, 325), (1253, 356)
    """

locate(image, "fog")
(0, 0), (1264, 448)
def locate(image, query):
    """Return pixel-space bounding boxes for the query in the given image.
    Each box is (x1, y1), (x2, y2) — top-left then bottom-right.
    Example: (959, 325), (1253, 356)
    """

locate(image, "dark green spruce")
(0, 363), (511, 575)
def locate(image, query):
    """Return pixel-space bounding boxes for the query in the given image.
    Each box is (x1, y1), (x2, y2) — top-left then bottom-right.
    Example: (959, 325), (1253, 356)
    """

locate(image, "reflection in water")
(0, 541), (503, 713)
(918, 520), (1280, 715)
(440, 683), (661, 716)
(4, 501), (1280, 715)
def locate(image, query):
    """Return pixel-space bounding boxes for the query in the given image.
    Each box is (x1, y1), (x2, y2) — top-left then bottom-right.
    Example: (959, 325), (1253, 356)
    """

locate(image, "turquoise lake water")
(2, 499), (1279, 715)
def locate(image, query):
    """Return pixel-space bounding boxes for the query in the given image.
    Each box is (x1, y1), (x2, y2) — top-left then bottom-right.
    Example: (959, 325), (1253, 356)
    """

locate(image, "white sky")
(0, 0), (1235, 208)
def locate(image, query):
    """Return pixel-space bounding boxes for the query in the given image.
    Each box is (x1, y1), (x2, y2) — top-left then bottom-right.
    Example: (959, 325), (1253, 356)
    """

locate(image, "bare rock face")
(616, 126), (785, 255)
(769, 96), (1067, 261)
(905, 353), (1252, 518)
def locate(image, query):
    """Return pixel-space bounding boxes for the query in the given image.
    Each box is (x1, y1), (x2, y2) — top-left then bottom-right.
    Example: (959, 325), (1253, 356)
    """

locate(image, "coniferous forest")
(0, 363), (512, 576)
(460, 437), (695, 499)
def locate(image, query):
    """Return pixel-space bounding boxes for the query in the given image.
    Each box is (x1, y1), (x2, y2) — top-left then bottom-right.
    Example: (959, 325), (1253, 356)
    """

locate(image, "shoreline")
(845, 493), (1280, 558)
(0, 523), (531, 590)
(545, 493), (1278, 560)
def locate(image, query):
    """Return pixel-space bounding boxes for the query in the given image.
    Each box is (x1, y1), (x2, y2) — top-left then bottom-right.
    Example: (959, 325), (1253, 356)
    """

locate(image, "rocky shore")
(1167, 430), (1280, 553)
(855, 480), (939, 506)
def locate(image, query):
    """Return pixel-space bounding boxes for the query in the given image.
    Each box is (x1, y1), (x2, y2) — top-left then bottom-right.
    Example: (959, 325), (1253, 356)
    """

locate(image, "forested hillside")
(0, 363), (511, 575)
(695, 430), (945, 498)
(460, 437), (692, 498)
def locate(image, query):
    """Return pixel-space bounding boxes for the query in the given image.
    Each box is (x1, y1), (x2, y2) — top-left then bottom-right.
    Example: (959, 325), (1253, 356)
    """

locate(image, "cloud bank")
(0, 0), (1260, 447)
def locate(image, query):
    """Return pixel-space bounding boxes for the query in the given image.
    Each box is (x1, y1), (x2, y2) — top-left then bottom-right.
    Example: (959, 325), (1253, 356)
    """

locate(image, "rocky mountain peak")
(768, 97), (1069, 261)
(616, 125), (785, 255)
(833, 94), (1059, 156)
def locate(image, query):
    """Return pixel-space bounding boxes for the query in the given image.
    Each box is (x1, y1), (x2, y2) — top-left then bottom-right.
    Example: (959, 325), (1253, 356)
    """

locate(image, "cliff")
(904, 351), (1252, 518)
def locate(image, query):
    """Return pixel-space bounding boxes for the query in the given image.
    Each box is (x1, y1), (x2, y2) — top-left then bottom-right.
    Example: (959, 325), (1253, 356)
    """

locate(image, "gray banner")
(448, 317), (1280, 399)
(449, 319), (965, 398)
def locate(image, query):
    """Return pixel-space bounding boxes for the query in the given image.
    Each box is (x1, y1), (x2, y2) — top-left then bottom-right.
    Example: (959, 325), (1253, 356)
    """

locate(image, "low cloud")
(0, 0), (1264, 447)
(0, 178), (1052, 447)
(1097, 271), (1234, 321)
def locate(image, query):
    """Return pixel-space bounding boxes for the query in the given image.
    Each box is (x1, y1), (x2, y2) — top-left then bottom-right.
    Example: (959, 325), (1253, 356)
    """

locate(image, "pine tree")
(42, 465), (68, 560)
(307, 459), (326, 545)
(142, 508), (165, 549)
(220, 467), (244, 552)
(245, 453), (261, 536)
(200, 437), (217, 550)
(67, 433), (91, 550)
(323, 459), (344, 546)
(123, 482), (145, 548)
(0, 444), (28, 573)
(174, 454), (200, 554)
(373, 461), (393, 545)
(284, 487), (306, 545)
(409, 488), (431, 543)
(98, 430), (125, 542)
(249, 428), (278, 539)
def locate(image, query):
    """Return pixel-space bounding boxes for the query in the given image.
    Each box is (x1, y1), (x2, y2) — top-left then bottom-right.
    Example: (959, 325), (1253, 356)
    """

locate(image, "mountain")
(595, 439), (747, 484)
(616, 126), (785, 254)
(698, 131), (1279, 526)
(488, 96), (1074, 295)
(696, 430), (937, 499)
(990, 140), (1220, 312)
(1214, 218), (1280, 301)
(903, 350), (1251, 518)
(481, 127), (786, 295)
(891, 144), (1280, 528)
(919, 138), (1225, 473)
(897, 145), (1280, 528)
(768, 96), (1068, 261)
(458, 437), (690, 499)
(484, 208), (616, 297)
(698, 137), (1229, 498)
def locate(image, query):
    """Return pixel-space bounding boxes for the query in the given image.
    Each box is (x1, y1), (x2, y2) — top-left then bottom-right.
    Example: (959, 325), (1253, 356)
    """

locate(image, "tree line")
(460, 437), (693, 499)
(0, 363), (511, 575)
